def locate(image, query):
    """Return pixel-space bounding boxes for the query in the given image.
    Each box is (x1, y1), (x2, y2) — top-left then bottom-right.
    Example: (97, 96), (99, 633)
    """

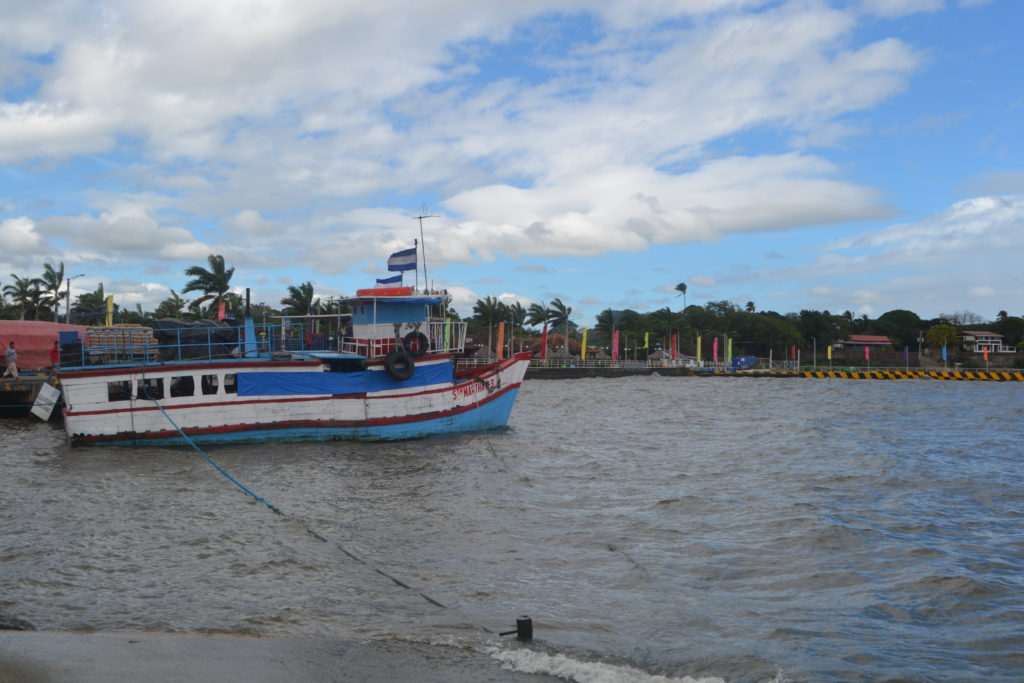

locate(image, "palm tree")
(507, 301), (526, 353)
(154, 290), (189, 319)
(4, 274), (44, 320)
(526, 302), (553, 329)
(39, 262), (65, 322)
(674, 282), (687, 310)
(281, 282), (319, 316)
(71, 284), (109, 325)
(473, 296), (506, 354)
(549, 298), (573, 353)
(182, 254), (235, 313)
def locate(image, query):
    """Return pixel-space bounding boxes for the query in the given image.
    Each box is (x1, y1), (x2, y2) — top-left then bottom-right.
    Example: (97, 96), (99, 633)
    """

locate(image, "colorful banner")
(496, 322), (505, 360)
(217, 300), (226, 321)
(865, 345), (870, 361)
(696, 334), (701, 363)
(580, 327), (588, 361)
(727, 337), (733, 364)
(540, 323), (548, 361)
(612, 329), (619, 361)
(713, 336), (719, 363)
(983, 346), (989, 362)
(790, 344), (796, 361)
(942, 345), (947, 361)
(641, 332), (649, 349)
(105, 295), (114, 327)
(827, 344), (832, 360)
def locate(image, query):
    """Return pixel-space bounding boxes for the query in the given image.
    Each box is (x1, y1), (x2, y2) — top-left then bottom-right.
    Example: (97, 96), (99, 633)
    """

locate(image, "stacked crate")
(85, 325), (159, 363)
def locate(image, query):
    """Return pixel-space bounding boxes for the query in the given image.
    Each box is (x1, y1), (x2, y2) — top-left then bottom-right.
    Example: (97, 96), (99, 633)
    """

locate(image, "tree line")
(465, 290), (1024, 362)
(0, 256), (338, 326)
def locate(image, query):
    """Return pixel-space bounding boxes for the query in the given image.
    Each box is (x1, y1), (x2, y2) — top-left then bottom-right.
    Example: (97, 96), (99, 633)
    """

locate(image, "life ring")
(403, 331), (430, 357)
(384, 350), (415, 381)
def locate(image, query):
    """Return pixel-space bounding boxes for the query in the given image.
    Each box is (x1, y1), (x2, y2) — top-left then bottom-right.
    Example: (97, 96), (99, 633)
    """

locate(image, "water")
(2, 376), (1023, 681)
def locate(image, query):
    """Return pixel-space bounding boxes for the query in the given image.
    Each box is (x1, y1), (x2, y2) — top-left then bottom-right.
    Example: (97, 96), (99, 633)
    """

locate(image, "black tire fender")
(384, 350), (415, 381)
(403, 331), (430, 358)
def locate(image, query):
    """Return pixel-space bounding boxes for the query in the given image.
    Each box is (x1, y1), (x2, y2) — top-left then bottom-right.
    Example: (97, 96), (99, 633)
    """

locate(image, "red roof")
(961, 330), (1002, 338)
(842, 335), (892, 345)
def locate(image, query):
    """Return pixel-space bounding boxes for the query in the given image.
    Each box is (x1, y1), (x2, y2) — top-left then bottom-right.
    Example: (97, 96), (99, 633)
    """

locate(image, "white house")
(960, 331), (1016, 354)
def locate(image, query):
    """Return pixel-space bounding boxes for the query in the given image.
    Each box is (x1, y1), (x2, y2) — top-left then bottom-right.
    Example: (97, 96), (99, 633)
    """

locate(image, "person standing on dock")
(2, 341), (17, 379)
(49, 340), (60, 375)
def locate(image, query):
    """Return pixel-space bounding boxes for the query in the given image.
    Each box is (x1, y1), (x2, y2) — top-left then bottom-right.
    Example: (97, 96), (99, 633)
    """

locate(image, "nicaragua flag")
(376, 274), (403, 286)
(387, 247), (417, 272)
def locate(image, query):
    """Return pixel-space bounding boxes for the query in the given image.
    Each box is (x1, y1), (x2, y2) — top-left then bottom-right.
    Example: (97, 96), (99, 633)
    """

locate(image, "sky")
(1, 0), (1022, 327)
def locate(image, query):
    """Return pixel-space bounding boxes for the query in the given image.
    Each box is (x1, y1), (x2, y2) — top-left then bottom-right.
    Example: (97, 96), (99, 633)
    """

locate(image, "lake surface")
(2, 376), (1022, 682)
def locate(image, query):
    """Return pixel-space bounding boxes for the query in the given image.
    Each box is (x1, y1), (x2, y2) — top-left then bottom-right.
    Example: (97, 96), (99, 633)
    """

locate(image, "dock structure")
(522, 365), (1024, 381)
(710, 369), (1024, 381)
(0, 375), (51, 411)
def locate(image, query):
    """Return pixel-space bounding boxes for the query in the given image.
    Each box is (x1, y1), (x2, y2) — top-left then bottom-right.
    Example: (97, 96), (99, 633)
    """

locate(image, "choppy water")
(2, 376), (1023, 682)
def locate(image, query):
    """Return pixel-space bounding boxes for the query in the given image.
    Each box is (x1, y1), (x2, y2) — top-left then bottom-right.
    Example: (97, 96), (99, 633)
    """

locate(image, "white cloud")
(860, 0), (944, 18)
(690, 275), (718, 287)
(969, 286), (996, 297)
(0, 217), (47, 253)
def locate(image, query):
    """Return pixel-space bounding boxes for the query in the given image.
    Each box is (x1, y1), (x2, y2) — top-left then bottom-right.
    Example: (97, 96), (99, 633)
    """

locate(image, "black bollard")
(516, 615), (532, 641)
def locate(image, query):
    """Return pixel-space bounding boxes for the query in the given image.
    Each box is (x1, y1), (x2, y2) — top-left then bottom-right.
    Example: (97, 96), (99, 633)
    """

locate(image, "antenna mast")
(415, 205), (438, 293)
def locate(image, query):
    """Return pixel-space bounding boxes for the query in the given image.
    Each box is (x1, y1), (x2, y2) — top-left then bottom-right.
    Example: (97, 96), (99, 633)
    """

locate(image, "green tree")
(674, 282), (687, 309)
(925, 323), (958, 350)
(154, 290), (189, 319)
(3, 274), (44, 320)
(526, 302), (554, 330)
(472, 295), (506, 353)
(281, 282), (319, 316)
(39, 261), (65, 322)
(72, 284), (112, 325)
(549, 298), (574, 351)
(182, 254), (236, 313)
(876, 309), (923, 349)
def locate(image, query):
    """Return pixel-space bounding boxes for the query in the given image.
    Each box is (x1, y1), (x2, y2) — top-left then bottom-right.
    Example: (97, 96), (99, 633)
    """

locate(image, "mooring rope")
(143, 390), (452, 611)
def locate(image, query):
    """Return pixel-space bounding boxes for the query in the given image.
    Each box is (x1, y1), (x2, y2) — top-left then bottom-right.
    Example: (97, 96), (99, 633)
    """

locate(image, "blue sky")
(1, 0), (1021, 326)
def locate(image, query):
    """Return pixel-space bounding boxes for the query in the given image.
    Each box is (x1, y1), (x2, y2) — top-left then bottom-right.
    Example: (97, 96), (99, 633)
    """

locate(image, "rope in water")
(144, 391), (450, 611)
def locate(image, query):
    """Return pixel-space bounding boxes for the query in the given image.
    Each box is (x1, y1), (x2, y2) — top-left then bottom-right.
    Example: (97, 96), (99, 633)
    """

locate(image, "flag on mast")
(376, 274), (403, 286)
(387, 247), (417, 272)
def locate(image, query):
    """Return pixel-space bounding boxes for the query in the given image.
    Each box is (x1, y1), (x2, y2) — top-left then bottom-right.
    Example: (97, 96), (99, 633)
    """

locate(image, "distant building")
(837, 334), (893, 350)
(960, 330), (1016, 354)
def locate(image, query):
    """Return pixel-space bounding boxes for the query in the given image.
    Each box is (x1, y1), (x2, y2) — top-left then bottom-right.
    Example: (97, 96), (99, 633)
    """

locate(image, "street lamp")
(65, 274), (85, 323)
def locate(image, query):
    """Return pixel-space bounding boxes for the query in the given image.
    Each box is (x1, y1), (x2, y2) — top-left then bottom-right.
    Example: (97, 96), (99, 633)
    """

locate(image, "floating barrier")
(711, 369), (1024, 381)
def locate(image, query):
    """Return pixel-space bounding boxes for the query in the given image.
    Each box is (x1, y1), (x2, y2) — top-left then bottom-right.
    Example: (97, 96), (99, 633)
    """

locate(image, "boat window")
(170, 376), (195, 397)
(107, 380), (132, 402)
(200, 374), (219, 395)
(136, 377), (164, 400)
(223, 374), (237, 394)
(325, 358), (366, 372)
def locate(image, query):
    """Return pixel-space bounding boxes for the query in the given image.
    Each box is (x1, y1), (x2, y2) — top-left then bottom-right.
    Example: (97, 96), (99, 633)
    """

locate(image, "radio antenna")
(415, 204), (438, 293)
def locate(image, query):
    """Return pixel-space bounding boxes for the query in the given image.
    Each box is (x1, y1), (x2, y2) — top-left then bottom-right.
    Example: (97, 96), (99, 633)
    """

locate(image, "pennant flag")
(105, 295), (114, 326)
(376, 274), (403, 286)
(713, 336), (719, 363)
(727, 337), (733, 364)
(984, 346), (989, 361)
(696, 335), (702, 363)
(387, 247), (417, 272)
(540, 323), (549, 360)
(790, 344), (796, 361)
(865, 345), (870, 361)
(612, 329), (619, 361)
(641, 332), (649, 349)
(217, 300), (226, 321)
(580, 327), (588, 361)
(942, 345), (947, 361)
(827, 344), (832, 360)
(496, 322), (505, 360)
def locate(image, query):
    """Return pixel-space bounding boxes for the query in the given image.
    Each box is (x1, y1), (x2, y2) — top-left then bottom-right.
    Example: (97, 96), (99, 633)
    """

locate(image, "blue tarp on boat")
(237, 361), (452, 396)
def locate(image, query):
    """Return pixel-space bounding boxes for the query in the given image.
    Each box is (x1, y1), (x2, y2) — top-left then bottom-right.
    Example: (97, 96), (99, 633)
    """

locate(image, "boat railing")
(339, 319), (467, 359)
(61, 322), (311, 368)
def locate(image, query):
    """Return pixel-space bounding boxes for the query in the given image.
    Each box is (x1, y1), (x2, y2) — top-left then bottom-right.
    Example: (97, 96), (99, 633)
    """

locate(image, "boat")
(52, 286), (531, 446)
